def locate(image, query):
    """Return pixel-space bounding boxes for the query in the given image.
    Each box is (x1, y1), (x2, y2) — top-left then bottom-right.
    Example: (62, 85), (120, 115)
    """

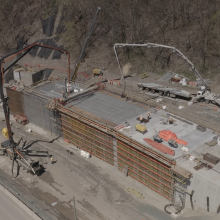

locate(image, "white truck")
(137, 82), (220, 106)
(194, 90), (220, 105)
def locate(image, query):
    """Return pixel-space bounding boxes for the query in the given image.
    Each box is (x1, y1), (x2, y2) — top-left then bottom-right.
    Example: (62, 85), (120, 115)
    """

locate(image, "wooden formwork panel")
(117, 141), (173, 200)
(60, 113), (114, 165)
(6, 88), (24, 116)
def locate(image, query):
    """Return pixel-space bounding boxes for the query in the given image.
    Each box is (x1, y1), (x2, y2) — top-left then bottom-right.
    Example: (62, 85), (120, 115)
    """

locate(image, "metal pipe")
(3, 48), (32, 73)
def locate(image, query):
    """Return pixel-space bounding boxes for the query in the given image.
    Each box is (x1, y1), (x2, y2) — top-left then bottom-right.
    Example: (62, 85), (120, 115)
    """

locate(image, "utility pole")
(72, 196), (77, 220)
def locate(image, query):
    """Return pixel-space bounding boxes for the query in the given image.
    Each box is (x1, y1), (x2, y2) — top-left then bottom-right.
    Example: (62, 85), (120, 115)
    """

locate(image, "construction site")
(1, 3), (220, 220)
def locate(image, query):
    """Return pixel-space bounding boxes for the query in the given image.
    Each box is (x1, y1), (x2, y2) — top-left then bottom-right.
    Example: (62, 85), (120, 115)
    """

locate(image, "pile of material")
(144, 138), (175, 156)
(159, 130), (188, 145)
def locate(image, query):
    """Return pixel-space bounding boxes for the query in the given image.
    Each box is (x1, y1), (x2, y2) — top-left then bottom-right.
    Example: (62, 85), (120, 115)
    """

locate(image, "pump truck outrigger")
(0, 42), (70, 177)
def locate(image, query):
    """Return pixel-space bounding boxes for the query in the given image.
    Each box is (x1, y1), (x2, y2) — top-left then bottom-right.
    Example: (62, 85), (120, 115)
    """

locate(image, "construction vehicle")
(14, 115), (29, 125)
(93, 68), (104, 77)
(0, 42), (70, 177)
(193, 90), (220, 105)
(137, 82), (191, 99)
(69, 7), (101, 83)
(168, 139), (178, 148)
(114, 43), (220, 107)
(135, 124), (147, 134)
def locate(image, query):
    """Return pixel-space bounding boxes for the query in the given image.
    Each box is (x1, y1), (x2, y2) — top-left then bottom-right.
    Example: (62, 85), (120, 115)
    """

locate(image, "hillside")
(1, 0), (220, 80)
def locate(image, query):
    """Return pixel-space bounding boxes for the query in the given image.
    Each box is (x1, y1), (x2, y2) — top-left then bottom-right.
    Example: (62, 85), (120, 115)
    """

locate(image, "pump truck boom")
(114, 43), (220, 106)
(0, 42), (70, 177)
(70, 6), (101, 83)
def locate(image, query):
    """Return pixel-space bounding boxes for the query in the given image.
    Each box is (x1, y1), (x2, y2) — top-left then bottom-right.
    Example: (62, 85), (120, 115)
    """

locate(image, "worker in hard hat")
(50, 156), (56, 164)
(121, 91), (124, 98)
(140, 115), (143, 123)
(62, 91), (67, 99)
(147, 112), (151, 121)
(126, 94), (129, 101)
(169, 117), (174, 124)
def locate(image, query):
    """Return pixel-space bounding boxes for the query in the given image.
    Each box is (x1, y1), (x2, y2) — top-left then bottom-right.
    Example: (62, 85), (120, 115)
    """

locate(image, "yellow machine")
(135, 124), (147, 134)
(2, 128), (9, 138)
(93, 68), (104, 76)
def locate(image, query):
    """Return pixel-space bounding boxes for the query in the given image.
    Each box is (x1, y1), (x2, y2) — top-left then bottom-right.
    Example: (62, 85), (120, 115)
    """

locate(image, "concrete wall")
(185, 170), (220, 213)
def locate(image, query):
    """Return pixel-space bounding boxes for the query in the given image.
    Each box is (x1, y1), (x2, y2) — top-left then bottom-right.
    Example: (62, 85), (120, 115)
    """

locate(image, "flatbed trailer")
(137, 83), (191, 99)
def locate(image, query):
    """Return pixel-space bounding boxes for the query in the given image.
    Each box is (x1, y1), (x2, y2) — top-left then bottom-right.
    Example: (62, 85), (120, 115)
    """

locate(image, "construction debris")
(203, 153), (219, 165)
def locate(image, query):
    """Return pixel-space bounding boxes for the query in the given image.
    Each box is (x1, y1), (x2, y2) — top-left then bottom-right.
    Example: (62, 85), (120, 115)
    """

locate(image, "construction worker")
(62, 91), (67, 99)
(139, 115), (143, 123)
(121, 91), (124, 98)
(50, 156), (56, 164)
(126, 94), (129, 101)
(169, 117), (174, 124)
(147, 112), (151, 121)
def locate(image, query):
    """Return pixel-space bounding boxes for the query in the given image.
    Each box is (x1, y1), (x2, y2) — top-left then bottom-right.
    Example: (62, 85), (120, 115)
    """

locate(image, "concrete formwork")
(56, 103), (191, 201)
(6, 88), (25, 116)
(6, 82), (191, 206)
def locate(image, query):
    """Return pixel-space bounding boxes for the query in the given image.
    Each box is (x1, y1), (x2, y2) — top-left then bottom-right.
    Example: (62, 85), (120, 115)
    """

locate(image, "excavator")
(0, 43), (71, 177)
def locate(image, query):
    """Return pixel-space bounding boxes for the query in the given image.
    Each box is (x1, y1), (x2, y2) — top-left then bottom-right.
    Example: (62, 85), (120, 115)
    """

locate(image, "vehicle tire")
(199, 97), (205, 102)
(205, 99), (210, 104)
(145, 88), (149, 92)
(159, 91), (164, 96)
(165, 92), (170, 97)
(151, 89), (155, 94)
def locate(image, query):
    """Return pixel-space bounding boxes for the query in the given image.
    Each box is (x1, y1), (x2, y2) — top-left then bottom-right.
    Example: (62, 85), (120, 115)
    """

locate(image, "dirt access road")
(0, 109), (219, 220)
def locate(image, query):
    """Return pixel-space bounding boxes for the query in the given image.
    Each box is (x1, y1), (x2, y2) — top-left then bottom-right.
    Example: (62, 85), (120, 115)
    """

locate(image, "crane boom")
(70, 6), (101, 82)
(0, 43), (70, 147)
(114, 43), (211, 91)
(0, 43), (70, 177)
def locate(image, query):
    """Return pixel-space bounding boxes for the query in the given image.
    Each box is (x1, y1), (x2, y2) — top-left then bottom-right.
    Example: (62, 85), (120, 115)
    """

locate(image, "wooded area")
(0, 0), (220, 75)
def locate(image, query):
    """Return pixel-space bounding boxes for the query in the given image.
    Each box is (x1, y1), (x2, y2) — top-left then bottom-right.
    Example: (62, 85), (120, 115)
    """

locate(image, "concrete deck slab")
(67, 92), (146, 125)
(120, 109), (215, 159)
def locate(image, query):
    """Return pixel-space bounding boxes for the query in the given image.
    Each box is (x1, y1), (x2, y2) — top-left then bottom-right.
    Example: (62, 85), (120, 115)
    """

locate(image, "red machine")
(14, 115), (29, 125)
